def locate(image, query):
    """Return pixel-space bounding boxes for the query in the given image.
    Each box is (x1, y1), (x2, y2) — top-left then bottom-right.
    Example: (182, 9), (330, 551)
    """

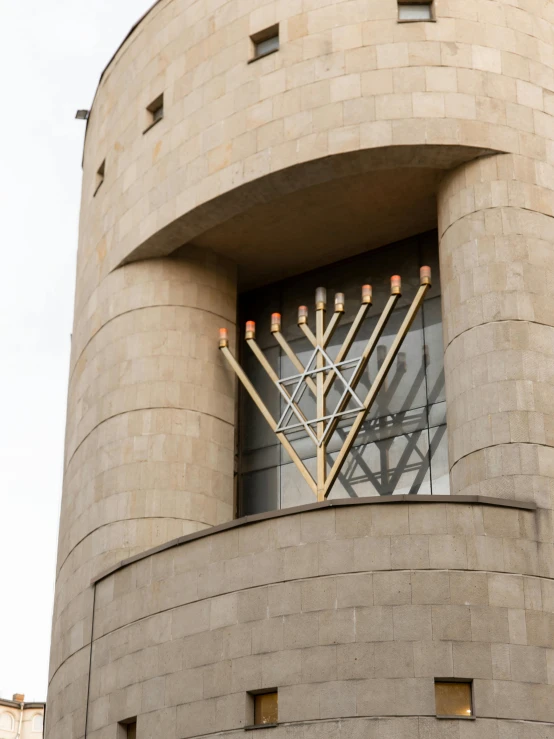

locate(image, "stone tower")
(47, 1), (554, 737)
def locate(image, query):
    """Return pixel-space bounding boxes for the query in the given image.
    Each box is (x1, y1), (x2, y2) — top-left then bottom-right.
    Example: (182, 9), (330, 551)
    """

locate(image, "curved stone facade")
(47, 0), (554, 737)
(87, 501), (553, 739)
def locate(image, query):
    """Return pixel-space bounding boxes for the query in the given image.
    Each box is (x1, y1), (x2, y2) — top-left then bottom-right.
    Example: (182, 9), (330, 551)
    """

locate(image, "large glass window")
(238, 231), (447, 515)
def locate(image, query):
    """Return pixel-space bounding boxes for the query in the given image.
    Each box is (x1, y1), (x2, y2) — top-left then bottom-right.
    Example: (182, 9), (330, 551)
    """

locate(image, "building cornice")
(0, 699), (45, 709)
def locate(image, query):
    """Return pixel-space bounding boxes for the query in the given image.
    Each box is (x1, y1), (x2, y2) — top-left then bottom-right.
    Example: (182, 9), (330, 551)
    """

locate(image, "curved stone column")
(438, 153), (554, 574)
(46, 247), (237, 739)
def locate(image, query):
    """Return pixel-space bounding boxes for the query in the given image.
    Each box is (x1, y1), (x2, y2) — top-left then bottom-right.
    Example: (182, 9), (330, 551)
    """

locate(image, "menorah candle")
(218, 328), (229, 348)
(270, 313), (281, 333)
(245, 321), (256, 340)
(391, 275), (401, 295)
(420, 266), (432, 286)
(334, 293), (345, 312)
(315, 287), (327, 310)
(362, 284), (372, 304)
(298, 305), (308, 325)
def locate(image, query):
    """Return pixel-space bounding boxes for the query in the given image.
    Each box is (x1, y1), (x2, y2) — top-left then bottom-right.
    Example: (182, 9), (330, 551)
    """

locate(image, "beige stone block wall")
(47, 0), (554, 735)
(438, 154), (554, 549)
(46, 248), (237, 739)
(77, 0), (554, 285)
(68, 503), (554, 739)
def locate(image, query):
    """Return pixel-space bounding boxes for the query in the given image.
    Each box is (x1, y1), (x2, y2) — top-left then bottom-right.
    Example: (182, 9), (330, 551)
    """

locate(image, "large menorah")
(219, 266), (432, 501)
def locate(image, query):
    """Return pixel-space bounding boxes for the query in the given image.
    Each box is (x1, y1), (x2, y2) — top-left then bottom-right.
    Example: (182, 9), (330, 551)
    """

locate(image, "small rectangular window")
(94, 160), (105, 197)
(250, 25), (279, 62)
(118, 719), (137, 739)
(144, 94), (164, 133)
(246, 689), (278, 729)
(435, 681), (473, 718)
(398, 2), (433, 21)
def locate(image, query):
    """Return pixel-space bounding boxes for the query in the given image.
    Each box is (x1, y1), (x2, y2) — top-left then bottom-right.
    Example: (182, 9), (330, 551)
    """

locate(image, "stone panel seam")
(56, 515), (210, 578)
(64, 405), (234, 473)
(91, 497), (537, 584)
(443, 318), (554, 354)
(449, 440), (554, 474)
(47, 642), (90, 689)
(91, 568), (551, 644)
(68, 302), (237, 385)
(112, 717), (554, 731)
(439, 204), (554, 240)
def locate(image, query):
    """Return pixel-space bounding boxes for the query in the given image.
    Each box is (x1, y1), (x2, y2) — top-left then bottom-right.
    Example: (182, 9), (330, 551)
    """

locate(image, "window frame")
(249, 25), (280, 63)
(397, 0), (435, 22)
(245, 688), (278, 730)
(144, 93), (164, 134)
(94, 159), (105, 197)
(32, 713), (44, 733)
(118, 717), (137, 739)
(434, 678), (475, 720)
(0, 712), (15, 731)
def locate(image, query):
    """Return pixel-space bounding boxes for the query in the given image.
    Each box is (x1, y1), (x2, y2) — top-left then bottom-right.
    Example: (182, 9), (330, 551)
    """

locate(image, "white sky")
(0, 0), (156, 703)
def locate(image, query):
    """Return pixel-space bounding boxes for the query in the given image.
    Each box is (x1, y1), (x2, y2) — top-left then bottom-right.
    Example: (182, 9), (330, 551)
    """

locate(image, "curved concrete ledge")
(92, 494), (537, 585)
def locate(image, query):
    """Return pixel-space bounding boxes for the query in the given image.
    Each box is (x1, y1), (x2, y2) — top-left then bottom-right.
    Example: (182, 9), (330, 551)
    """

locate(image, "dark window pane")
(240, 467), (280, 515)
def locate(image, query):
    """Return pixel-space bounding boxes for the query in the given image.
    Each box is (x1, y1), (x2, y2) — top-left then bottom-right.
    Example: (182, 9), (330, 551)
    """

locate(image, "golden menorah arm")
(323, 302), (372, 396)
(324, 293), (399, 405)
(323, 310), (343, 348)
(329, 303), (370, 359)
(220, 345), (317, 496)
(323, 282), (430, 497)
(246, 338), (310, 426)
(299, 321), (317, 348)
(273, 331), (317, 396)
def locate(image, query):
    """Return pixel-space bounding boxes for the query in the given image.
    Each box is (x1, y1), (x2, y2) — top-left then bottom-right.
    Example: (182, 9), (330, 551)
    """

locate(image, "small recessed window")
(246, 690), (278, 729)
(94, 160), (105, 197)
(435, 681), (473, 718)
(250, 25), (279, 62)
(398, 2), (433, 20)
(144, 94), (164, 133)
(118, 719), (137, 739)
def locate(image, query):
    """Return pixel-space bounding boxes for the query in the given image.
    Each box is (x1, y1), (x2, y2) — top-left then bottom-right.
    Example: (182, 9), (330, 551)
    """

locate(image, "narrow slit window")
(398, 2), (433, 21)
(145, 94), (164, 132)
(250, 25), (279, 62)
(435, 681), (473, 718)
(94, 160), (105, 196)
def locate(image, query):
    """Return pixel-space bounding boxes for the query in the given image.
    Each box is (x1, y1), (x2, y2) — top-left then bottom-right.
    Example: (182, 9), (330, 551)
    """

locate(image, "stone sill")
(245, 725), (279, 731)
(436, 715), (476, 720)
(143, 116), (163, 135)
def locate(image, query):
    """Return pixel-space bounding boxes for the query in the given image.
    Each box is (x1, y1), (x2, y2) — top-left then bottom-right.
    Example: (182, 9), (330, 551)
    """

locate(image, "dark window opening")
(118, 719), (137, 739)
(94, 160), (105, 197)
(144, 94), (164, 133)
(246, 689), (278, 729)
(398, 1), (434, 21)
(250, 25), (279, 62)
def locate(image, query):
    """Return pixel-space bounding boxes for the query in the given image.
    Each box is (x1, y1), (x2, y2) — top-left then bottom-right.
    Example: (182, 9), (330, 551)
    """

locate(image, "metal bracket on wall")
(219, 266), (431, 501)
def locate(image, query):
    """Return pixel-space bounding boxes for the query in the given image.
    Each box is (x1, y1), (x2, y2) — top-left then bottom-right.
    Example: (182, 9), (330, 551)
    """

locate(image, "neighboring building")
(47, 1), (554, 738)
(0, 695), (44, 739)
